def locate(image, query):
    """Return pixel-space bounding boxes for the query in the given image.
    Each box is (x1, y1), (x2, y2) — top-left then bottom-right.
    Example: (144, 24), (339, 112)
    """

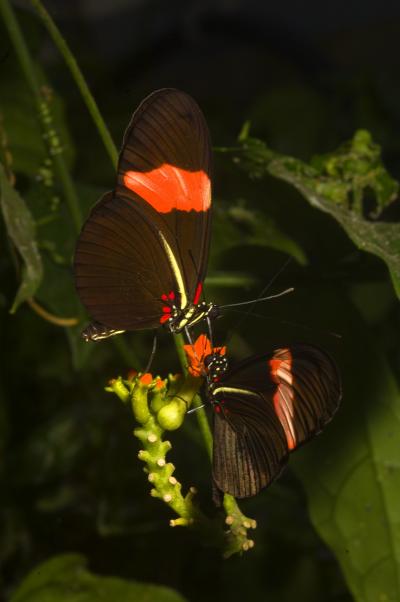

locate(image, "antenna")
(223, 256), (293, 345)
(220, 287), (294, 309)
(144, 334), (158, 373)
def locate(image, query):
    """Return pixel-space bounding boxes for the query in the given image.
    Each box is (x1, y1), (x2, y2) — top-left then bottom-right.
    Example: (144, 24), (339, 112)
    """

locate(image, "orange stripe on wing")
(123, 165), (211, 213)
(269, 351), (297, 450)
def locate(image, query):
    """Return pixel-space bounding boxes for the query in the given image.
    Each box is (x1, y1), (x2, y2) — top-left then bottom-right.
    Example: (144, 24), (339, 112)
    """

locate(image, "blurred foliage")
(9, 554), (187, 602)
(1, 1), (400, 602)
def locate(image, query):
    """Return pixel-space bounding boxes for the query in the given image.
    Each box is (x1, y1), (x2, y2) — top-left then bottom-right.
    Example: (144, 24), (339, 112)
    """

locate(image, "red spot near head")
(160, 314), (170, 324)
(161, 293), (168, 301)
(162, 306), (172, 314)
(140, 373), (153, 385)
(193, 282), (203, 305)
(168, 291), (175, 300)
(214, 405), (221, 413)
(122, 166), (211, 213)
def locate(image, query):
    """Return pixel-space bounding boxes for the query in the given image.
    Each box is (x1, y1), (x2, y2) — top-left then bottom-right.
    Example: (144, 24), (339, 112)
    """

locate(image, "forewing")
(117, 88), (212, 299)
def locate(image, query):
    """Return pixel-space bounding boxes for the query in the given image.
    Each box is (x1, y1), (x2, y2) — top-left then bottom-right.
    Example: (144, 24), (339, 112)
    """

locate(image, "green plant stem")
(29, 0), (118, 169)
(173, 333), (188, 373)
(0, 0), (82, 232)
(192, 394), (213, 461)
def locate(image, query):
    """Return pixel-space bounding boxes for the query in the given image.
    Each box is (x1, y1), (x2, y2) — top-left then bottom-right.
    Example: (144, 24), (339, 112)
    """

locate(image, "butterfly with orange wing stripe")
(200, 342), (341, 499)
(74, 89), (214, 341)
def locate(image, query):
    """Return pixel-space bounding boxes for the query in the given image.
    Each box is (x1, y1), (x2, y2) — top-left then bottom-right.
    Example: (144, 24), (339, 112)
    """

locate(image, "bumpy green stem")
(222, 495), (257, 556)
(107, 374), (215, 530)
(107, 371), (257, 555)
(29, 0), (118, 168)
(0, 0), (82, 231)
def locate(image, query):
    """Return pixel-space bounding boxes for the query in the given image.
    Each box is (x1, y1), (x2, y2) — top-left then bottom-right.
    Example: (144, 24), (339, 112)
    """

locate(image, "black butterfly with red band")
(74, 88), (215, 341)
(185, 336), (341, 499)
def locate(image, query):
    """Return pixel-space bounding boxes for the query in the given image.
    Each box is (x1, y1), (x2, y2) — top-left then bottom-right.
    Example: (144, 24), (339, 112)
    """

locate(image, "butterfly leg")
(144, 333), (158, 373)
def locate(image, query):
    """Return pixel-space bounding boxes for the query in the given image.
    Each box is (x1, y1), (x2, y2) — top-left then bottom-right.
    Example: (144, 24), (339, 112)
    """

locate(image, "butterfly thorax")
(203, 353), (230, 408)
(162, 301), (218, 334)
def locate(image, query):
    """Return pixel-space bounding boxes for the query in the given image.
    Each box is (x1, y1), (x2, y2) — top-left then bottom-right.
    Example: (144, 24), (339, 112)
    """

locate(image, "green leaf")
(292, 291), (400, 602)
(212, 199), (307, 266)
(0, 163), (43, 311)
(235, 130), (400, 297)
(10, 554), (187, 602)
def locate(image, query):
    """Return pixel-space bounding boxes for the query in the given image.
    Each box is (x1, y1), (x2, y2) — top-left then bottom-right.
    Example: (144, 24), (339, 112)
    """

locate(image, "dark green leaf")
(0, 163), (43, 311)
(212, 199), (307, 265)
(292, 291), (400, 602)
(10, 554), (187, 602)
(235, 130), (400, 297)
(270, 163), (400, 298)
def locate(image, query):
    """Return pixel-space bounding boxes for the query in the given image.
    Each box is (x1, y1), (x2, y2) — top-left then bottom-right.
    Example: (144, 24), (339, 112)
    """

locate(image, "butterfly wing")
(74, 89), (212, 332)
(212, 344), (341, 497)
(213, 390), (289, 498)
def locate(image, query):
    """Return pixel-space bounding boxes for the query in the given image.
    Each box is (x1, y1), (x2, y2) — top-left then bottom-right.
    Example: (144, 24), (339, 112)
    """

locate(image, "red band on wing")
(123, 165), (211, 213)
(193, 282), (203, 305)
(268, 352), (297, 450)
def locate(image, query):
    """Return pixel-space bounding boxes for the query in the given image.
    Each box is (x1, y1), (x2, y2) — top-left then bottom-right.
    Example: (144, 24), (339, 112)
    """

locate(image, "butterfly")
(185, 336), (341, 499)
(74, 89), (214, 341)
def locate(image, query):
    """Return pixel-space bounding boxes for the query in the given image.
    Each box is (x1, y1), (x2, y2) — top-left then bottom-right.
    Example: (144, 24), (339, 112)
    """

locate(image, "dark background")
(2, 0), (400, 600)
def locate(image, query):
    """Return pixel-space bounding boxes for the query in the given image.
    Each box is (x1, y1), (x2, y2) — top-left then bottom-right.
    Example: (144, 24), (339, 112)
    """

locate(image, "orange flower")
(139, 373), (153, 385)
(183, 334), (226, 378)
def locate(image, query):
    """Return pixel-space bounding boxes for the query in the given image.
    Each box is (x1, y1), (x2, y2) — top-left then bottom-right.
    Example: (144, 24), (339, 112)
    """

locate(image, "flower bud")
(107, 377), (130, 403)
(157, 399), (186, 430)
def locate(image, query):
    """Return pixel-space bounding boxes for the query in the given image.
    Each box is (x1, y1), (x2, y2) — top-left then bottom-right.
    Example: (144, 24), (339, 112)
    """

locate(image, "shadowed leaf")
(10, 554), (187, 602)
(212, 199), (307, 266)
(292, 290), (400, 602)
(0, 162), (43, 311)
